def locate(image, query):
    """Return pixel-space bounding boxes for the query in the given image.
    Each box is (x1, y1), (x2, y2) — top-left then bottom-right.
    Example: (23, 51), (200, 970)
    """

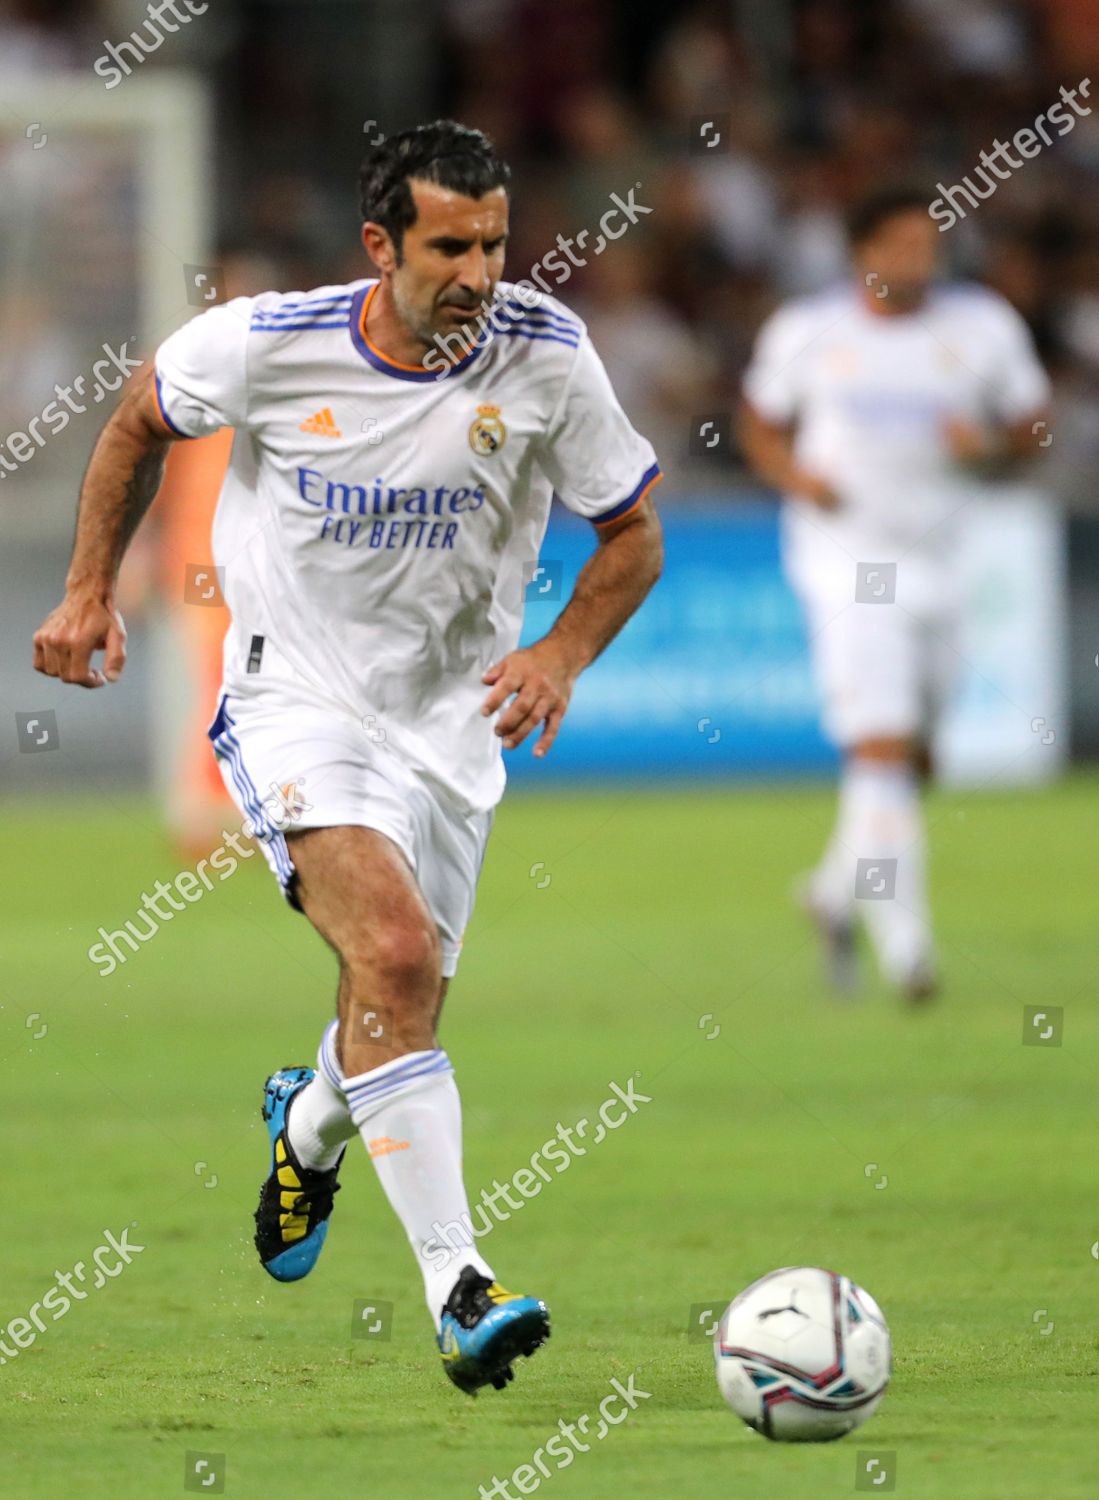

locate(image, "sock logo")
(367, 1135), (411, 1157)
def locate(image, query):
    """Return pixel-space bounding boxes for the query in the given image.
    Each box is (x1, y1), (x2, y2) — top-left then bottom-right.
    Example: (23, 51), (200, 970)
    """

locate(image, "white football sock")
(285, 1053), (357, 1173)
(319, 1022), (494, 1329)
(809, 766), (863, 923)
(841, 760), (934, 983)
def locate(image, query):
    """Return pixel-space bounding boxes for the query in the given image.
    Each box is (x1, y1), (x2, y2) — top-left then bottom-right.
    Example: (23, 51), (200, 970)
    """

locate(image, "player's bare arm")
(944, 409), (1053, 470)
(480, 494), (663, 756)
(33, 367), (175, 688)
(738, 400), (839, 509)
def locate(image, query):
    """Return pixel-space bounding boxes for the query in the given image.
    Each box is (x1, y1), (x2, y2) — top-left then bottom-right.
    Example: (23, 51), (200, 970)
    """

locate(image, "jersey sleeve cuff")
(742, 387), (795, 425)
(153, 370), (192, 438)
(590, 462), (663, 526)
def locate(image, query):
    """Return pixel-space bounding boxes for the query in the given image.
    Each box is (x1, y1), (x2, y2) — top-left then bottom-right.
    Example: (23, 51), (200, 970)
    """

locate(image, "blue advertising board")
(508, 498), (836, 787)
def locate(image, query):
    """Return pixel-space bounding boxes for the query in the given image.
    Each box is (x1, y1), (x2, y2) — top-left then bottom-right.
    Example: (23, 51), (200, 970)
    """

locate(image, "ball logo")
(757, 1290), (808, 1323)
(469, 403), (506, 456)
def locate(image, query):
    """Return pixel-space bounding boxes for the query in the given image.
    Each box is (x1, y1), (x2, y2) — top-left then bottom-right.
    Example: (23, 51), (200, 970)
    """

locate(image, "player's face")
(389, 180), (509, 345)
(854, 209), (939, 312)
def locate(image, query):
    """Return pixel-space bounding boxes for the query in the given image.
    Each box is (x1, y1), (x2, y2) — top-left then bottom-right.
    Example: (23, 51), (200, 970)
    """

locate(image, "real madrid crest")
(469, 403), (507, 456)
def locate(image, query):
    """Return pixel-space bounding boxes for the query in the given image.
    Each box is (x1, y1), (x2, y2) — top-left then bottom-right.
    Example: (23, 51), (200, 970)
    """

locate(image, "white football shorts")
(797, 582), (962, 748)
(207, 687), (493, 978)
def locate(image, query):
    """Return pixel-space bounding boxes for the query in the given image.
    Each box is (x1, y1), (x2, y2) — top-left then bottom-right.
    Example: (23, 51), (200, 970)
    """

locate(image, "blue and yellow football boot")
(438, 1265), (550, 1394)
(254, 1067), (343, 1283)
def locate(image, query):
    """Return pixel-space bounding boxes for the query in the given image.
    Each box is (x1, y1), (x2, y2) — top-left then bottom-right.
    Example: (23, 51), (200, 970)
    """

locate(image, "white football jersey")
(154, 279), (660, 814)
(743, 282), (1050, 590)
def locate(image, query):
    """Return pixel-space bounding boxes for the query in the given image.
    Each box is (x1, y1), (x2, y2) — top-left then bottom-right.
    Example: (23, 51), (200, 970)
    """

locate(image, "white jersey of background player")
(33, 121), (663, 1395)
(742, 187), (1050, 1000)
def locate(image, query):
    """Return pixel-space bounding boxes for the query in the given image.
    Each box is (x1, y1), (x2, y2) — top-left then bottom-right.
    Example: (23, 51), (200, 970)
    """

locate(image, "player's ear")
(362, 221), (397, 274)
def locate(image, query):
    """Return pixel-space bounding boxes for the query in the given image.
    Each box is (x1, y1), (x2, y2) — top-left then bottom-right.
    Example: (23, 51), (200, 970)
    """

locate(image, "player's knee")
(851, 736), (913, 765)
(365, 916), (442, 996)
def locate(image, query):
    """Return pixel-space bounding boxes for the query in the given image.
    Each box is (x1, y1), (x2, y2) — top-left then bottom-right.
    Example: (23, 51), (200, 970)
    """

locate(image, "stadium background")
(2, 5), (1098, 1499)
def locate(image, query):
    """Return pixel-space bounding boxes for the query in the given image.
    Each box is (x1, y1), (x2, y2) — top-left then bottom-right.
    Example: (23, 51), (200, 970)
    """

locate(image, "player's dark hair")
(359, 120), (511, 258)
(846, 185), (932, 245)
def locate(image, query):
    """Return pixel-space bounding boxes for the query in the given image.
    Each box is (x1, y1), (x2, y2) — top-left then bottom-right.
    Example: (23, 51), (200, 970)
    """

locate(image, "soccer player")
(32, 121), (663, 1393)
(740, 186), (1050, 1001)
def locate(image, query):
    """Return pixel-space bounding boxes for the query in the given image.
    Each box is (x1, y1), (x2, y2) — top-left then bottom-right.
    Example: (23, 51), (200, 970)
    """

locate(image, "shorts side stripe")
(222, 736), (293, 880)
(213, 716), (294, 882)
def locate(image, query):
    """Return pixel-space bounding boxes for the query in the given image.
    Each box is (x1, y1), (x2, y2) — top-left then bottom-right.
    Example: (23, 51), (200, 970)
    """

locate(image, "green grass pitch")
(3, 777), (1096, 1498)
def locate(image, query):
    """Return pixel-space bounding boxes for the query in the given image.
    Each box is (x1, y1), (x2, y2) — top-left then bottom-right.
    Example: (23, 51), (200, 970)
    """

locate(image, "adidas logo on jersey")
(300, 407), (342, 438)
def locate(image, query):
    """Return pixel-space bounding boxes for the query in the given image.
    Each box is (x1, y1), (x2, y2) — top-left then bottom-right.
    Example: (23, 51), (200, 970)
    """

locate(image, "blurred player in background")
(741, 187), (1050, 1001)
(32, 121), (663, 1395)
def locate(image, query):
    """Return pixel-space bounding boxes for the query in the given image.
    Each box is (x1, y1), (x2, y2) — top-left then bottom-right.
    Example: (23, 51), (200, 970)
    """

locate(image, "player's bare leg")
(799, 749), (878, 996)
(805, 737), (938, 1002)
(249, 824), (440, 1285)
(272, 823), (549, 1392)
(845, 738), (936, 1001)
(797, 848), (861, 997)
(912, 739), (934, 784)
(290, 824), (446, 1066)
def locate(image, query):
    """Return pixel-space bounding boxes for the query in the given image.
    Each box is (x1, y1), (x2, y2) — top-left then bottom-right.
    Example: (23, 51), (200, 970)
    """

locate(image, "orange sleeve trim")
(592, 467), (663, 526)
(153, 370), (191, 439)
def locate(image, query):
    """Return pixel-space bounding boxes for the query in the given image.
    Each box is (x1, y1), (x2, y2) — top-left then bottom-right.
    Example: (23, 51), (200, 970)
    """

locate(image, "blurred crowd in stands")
(3, 0), (1099, 503)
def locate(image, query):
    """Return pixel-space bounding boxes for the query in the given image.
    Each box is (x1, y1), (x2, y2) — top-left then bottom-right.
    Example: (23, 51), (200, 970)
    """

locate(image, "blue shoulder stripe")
(498, 327), (580, 349)
(495, 300), (579, 335)
(512, 314), (582, 340)
(250, 317), (348, 332)
(252, 296), (354, 323)
(255, 292), (355, 310)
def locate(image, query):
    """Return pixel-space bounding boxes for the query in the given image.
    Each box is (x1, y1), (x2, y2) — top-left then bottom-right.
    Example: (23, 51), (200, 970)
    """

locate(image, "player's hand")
(480, 641), (576, 758)
(945, 417), (998, 468)
(33, 591), (127, 688)
(791, 470), (840, 510)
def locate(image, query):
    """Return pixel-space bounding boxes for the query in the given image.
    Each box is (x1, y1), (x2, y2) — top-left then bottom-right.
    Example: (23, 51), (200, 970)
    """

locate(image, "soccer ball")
(713, 1266), (890, 1442)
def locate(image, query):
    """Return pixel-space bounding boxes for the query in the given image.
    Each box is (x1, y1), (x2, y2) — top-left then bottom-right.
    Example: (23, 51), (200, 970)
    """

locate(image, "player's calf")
(338, 917), (444, 1072)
